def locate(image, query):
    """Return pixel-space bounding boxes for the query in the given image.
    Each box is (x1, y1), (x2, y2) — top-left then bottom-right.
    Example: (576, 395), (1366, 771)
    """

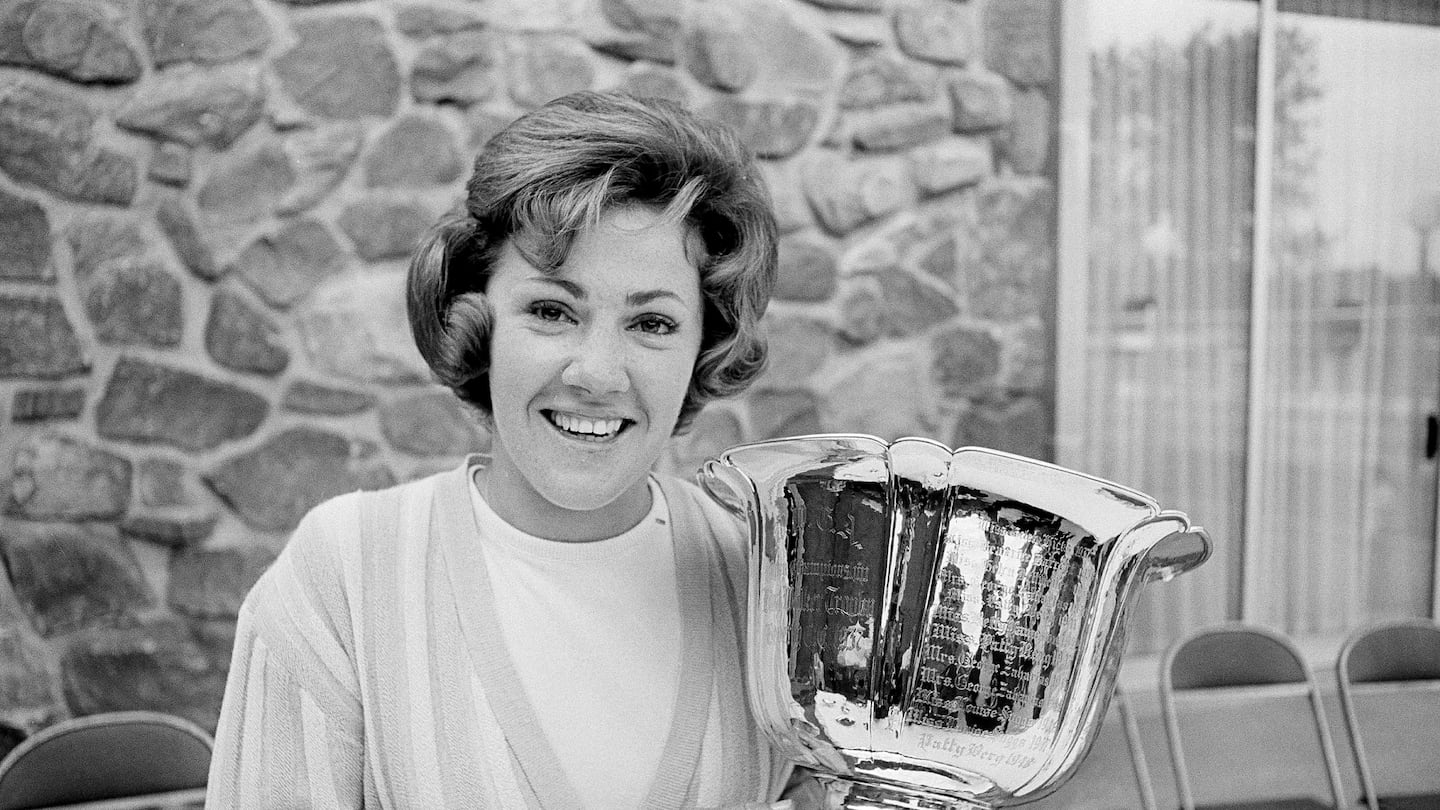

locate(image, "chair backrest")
(1160, 624), (1347, 810)
(1023, 687), (1158, 810)
(0, 711), (213, 810)
(1336, 618), (1440, 810)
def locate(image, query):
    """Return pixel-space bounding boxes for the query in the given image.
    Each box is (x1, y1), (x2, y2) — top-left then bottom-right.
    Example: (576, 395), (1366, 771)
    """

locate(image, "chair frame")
(0, 711), (213, 810)
(1114, 687), (1160, 810)
(1335, 617), (1440, 810)
(1159, 623), (1347, 810)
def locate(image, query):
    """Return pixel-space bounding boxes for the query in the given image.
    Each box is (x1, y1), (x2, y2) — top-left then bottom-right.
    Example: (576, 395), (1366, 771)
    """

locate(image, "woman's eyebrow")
(627, 289), (685, 306)
(526, 276), (585, 298)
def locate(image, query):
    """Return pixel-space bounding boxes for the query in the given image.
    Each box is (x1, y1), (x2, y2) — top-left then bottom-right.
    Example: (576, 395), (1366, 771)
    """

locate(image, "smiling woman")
(202, 92), (820, 810)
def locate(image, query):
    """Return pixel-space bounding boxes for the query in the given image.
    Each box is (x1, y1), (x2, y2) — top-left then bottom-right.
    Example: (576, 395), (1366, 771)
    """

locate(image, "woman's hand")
(779, 767), (828, 810)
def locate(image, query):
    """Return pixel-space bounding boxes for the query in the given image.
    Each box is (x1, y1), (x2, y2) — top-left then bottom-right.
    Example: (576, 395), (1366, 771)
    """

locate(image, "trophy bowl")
(698, 434), (1210, 809)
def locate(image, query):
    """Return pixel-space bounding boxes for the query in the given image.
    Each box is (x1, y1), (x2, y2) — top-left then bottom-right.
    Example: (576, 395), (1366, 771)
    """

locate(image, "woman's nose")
(559, 328), (630, 394)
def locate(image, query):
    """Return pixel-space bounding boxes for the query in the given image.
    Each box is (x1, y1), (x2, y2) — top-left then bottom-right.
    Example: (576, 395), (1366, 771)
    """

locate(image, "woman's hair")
(407, 91), (778, 433)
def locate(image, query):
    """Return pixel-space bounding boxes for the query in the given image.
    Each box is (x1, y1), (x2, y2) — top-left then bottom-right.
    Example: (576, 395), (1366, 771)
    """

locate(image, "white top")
(205, 461), (779, 809)
(468, 476), (682, 810)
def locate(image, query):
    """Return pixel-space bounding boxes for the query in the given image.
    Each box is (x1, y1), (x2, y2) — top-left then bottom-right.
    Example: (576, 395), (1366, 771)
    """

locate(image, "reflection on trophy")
(699, 435), (1211, 809)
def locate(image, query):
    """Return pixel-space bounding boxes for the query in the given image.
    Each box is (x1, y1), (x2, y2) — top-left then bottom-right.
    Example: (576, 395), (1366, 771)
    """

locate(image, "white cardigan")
(206, 459), (782, 808)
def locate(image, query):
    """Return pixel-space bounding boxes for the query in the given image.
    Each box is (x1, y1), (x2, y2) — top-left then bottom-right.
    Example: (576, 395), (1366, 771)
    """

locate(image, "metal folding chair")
(1160, 624), (1347, 810)
(0, 711), (212, 810)
(1336, 618), (1440, 810)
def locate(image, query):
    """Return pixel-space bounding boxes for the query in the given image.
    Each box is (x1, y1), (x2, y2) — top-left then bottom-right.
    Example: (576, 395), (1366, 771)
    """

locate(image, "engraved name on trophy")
(699, 435), (1210, 809)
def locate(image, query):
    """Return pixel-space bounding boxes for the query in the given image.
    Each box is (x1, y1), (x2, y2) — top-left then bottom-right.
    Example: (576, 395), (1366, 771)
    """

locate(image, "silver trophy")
(698, 435), (1210, 809)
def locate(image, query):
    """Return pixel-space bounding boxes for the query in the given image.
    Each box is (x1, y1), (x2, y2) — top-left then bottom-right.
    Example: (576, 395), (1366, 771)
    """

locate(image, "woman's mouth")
(544, 410), (631, 441)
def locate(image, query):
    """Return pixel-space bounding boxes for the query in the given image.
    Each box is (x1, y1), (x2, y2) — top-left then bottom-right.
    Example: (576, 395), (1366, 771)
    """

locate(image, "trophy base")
(816, 775), (993, 810)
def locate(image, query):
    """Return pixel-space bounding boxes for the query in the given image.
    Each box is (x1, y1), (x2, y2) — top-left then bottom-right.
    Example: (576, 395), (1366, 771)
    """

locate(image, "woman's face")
(481, 205), (704, 541)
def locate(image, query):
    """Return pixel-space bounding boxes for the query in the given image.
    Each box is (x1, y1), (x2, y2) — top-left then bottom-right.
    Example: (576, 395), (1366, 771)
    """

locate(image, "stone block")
(758, 161), (814, 234)
(365, 115), (464, 188)
(379, 390), (486, 457)
(894, 2), (976, 66)
(948, 69), (1014, 132)
(0, 187), (51, 280)
(296, 273), (432, 384)
(0, 0), (142, 83)
(276, 124), (365, 215)
(837, 278), (885, 345)
(10, 387), (84, 422)
(168, 546), (274, 619)
(96, 357), (269, 451)
(756, 316), (833, 391)
(585, 27), (675, 63)
(274, 15), (400, 119)
(0, 522), (153, 635)
(731, 0), (844, 96)
(59, 614), (226, 734)
(908, 136), (990, 195)
(282, 380), (376, 415)
(506, 35), (595, 108)
(997, 87), (1051, 174)
(412, 30), (500, 106)
(0, 626), (62, 725)
(931, 322), (1002, 398)
(983, 0), (1058, 89)
(952, 395), (1050, 461)
(66, 213), (146, 280)
(154, 197), (219, 280)
(141, 0), (270, 67)
(396, 3), (485, 37)
(136, 457), (190, 508)
(6, 434), (129, 520)
(147, 141), (192, 186)
(115, 64), (264, 148)
(80, 259), (185, 348)
(616, 64), (689, 104)
(467, 107), (518, 149)
(819, 342), (940, 440)
(705, 97), (820, 160)
(850, 105), (951, 152)
(0, 82), (136, 205)
(839, 53), (939, 109)
(747, 389), (822, 440)
(0, 295), (87, 379)
(196, 140), (295, 223)
(995, 322), (1048, 393)
(205, 288), (289, 376)
(801, 151), (914, 234)
(600, 0), (679, 36)
(682, 7), (758, 92)
(665, 406), (743, 477)
(853, 266), (959, 337)
(121, 510), (222, 548)
(206, 427), (395, 532)
(338, 199), (432, 261)
(973, 178), (1055, 320)
(230, 218), (350, 309)
(775, 233), (839, 303)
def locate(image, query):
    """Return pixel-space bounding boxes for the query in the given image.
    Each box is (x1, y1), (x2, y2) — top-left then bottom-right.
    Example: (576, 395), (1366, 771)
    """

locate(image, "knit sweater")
(206, 459), (782, 808)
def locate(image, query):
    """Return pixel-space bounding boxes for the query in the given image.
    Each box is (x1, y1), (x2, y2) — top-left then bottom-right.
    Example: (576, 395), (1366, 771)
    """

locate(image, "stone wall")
(0, 0), (1059, 734)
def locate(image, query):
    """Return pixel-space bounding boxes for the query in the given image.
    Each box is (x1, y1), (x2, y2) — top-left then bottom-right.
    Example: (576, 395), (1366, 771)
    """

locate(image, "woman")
(207, 92), (815, 809)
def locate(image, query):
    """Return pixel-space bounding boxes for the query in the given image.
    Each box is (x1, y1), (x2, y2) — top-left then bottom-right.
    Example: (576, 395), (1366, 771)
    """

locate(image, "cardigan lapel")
(433, 461), (716, 810)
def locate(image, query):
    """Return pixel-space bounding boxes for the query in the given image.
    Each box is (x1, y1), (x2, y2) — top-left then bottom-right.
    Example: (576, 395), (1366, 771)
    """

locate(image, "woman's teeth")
(549, 411), (624, 438)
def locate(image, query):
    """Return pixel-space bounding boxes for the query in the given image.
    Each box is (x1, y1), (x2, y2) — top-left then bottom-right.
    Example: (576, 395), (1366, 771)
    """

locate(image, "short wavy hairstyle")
(407, 91), (778, 433)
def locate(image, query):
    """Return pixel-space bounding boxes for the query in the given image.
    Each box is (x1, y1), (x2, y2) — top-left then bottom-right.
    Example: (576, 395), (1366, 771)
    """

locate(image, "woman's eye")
(529, 302), (571, 323)
(634, 315), (678, 335)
